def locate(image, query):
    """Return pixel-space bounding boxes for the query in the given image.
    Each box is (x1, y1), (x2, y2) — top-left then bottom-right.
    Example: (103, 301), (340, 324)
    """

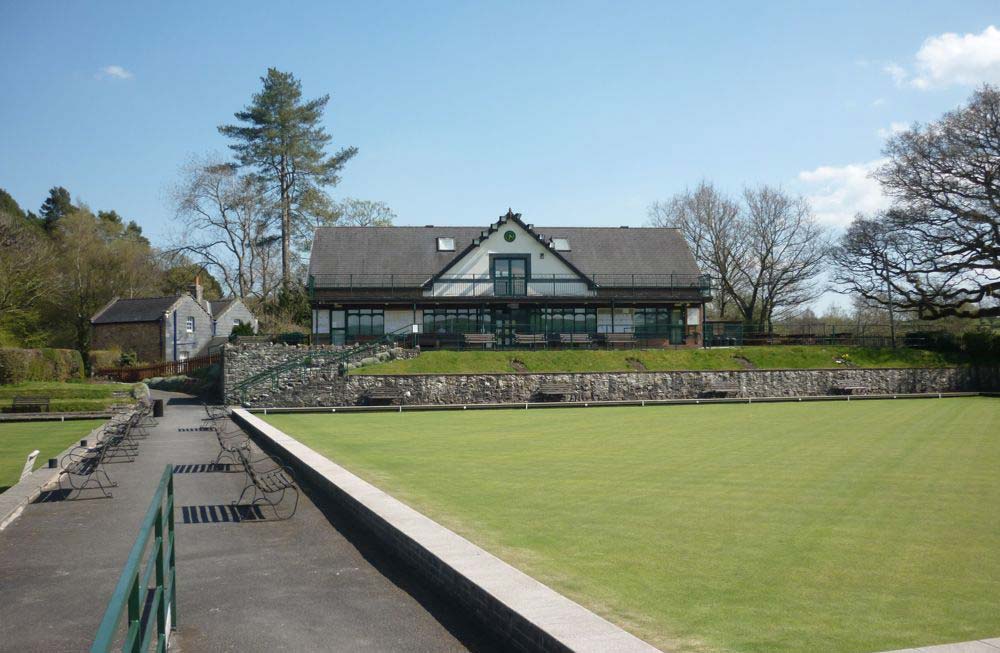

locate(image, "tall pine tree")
(39, 186), (75, 232)
(219, 69), (357, 288)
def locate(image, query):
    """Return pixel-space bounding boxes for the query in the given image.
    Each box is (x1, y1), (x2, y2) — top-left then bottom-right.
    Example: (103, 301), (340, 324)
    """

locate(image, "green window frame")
(532, 307), (596, 335)
(345, 308), (384, 338)
(634, 307), (684, 343)
(423, 308), (492, 334)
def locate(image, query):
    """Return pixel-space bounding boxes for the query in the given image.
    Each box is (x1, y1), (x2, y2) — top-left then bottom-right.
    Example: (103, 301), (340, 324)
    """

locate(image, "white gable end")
(427, 220), (590, 297)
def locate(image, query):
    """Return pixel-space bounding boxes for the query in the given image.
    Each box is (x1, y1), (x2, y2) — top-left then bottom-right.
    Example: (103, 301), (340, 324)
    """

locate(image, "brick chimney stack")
(189, 274), (205, 310)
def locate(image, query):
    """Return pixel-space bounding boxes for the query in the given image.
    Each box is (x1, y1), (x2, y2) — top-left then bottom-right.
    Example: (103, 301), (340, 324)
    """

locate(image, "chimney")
(189, 274), (206, 311)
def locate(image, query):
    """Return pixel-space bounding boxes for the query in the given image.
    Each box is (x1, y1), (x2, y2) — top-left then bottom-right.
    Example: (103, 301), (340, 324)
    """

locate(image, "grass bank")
(0, 381), (137, 413)
(264, 398), (1000, 653)
(353, 345), (965, 375)
(0, 419), (106, 491)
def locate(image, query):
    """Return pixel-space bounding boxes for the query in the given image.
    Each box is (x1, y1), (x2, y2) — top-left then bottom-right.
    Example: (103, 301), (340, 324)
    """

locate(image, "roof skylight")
(437, 237), (455, 251)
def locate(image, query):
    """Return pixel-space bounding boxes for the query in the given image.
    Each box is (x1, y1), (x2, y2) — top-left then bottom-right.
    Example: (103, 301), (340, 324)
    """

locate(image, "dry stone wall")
(223, 343), (999, 407)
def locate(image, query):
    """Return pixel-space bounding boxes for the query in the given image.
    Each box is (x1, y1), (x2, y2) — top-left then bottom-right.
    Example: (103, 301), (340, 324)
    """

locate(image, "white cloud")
(883, 62), (908, 86)
(97, 65), (133, 80)
(797, 159), (890, 228)
(872, 97), (886, 107)
(886, 25), (1000, 89)
(877, 121), (908, 139)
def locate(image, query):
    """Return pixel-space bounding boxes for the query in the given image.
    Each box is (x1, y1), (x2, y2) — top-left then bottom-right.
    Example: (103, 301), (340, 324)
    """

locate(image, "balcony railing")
(309, 273), (713, 298)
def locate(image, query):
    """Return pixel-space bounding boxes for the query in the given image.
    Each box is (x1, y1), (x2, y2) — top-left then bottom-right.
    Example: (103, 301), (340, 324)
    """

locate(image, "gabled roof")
(91, 296), (182, 324)
(308, 213), (701, 285)
(429, 210), (594, 287)
(208, 299), (237, 318)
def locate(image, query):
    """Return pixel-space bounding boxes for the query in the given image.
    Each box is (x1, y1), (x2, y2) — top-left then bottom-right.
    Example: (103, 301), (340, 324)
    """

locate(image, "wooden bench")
(362, 387), (404, 406)
(514, 333), (547, 349)
(535, 382), (575, 401)
(10, 396), (49, 413)
(603, 332), (636, 348)
(464, 333), (496, 349)
(831, 384), (868, 395)
(234, 446), (299, 520)
(701, 382), (739, 398)
(559, 333), (592, 348)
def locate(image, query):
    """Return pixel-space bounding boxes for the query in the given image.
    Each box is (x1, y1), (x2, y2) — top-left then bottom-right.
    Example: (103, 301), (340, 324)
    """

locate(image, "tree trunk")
(280, 160), (292, 288)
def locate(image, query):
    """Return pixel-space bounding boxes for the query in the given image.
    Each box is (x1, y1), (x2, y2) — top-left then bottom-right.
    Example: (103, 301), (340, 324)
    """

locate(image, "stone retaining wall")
(223, 343), (1000, 406)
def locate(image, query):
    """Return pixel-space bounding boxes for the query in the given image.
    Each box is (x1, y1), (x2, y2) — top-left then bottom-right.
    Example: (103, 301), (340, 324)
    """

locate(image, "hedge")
(87, 349), (121, 371)
(0, 348), (86, 384)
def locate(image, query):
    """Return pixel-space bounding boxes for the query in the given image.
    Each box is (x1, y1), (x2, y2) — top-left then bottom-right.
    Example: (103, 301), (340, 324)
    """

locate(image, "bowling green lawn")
(263, 397), (1000, 653)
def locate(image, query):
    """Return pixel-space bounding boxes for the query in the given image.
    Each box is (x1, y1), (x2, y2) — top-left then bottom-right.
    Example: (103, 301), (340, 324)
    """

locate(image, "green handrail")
(92, 465), (176, 653)
(232, 325), (415, 403)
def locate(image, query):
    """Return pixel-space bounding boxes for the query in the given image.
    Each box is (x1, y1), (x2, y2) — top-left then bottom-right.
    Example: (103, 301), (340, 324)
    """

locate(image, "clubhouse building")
(308, 210), (711, 348)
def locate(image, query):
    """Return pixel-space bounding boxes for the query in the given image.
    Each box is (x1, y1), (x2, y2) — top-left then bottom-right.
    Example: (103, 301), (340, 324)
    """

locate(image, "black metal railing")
(309, 273), (713, 298)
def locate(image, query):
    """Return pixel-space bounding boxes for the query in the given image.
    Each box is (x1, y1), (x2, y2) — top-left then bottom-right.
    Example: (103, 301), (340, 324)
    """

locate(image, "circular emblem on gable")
(504, 230), (516, 242)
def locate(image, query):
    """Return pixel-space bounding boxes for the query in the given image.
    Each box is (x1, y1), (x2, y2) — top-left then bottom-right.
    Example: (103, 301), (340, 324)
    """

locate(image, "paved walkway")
(0, 392), (492, 652)
(878, 638), (1000, 653)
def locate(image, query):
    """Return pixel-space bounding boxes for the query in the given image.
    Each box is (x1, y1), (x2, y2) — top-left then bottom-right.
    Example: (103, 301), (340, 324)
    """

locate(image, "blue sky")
(1, 1), (998, 256)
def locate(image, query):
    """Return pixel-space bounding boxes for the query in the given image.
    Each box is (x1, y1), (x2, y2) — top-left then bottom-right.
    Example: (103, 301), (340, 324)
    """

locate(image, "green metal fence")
(91, 465), (176, 653)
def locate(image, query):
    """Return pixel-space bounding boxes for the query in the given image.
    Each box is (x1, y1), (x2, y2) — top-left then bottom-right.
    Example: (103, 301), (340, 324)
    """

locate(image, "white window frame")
(186, 316), (195, 333)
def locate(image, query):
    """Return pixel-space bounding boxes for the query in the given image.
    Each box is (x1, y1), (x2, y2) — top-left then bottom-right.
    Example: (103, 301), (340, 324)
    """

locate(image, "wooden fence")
(96, 353), (220, 383)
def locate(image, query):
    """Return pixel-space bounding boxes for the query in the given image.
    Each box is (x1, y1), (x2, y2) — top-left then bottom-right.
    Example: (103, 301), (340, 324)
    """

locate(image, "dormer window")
(551, 238), (571, 251)
(437, 237), (455, 251)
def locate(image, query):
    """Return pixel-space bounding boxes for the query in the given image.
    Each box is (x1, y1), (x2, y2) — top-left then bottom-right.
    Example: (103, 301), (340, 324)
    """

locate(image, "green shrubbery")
(961, 330), (1000, 357)
(0, 348), (85, 384)
(86, 349), (121, 371)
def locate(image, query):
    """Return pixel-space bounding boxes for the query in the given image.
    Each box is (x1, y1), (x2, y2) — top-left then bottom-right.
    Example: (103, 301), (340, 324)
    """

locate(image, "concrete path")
(0, 392), (492, 652)
(877, 638), (1000, 653)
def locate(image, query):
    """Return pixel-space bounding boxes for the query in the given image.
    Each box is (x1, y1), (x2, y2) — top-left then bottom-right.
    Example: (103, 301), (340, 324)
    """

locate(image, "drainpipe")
(172, 311), (177, 362)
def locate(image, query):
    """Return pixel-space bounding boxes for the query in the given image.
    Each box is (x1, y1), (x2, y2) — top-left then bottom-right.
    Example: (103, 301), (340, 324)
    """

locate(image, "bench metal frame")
(234, 447), (299, 520)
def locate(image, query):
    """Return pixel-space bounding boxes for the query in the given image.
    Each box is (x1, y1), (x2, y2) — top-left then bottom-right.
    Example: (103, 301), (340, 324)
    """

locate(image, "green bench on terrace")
(10, 395), (50, 413)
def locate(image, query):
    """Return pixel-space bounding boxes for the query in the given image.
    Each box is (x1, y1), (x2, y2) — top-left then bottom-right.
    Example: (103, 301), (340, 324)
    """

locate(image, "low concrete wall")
(232, 408), (661, 653)
(230, 360), (1000, 407)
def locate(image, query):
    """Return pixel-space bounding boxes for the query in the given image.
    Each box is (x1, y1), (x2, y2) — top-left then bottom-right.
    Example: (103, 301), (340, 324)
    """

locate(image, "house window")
(423, 308), (491, 334)
(436, 237), (455, 251)
(346, 308), (384, 338)
(491, 255), (529, 296)
(178, 351), (190, 362)
(185, 317), (195, 333)
(551, 238), (571, 251)
(233, 318), (242, 326)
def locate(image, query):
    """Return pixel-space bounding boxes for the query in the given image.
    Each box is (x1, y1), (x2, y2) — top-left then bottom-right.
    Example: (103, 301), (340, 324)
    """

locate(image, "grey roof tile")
(308, 225), (699, 284)
(91, 296), (180, 324)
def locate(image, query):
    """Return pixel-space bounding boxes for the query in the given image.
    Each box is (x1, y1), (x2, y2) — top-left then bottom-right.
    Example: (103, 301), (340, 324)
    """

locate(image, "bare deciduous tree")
(861, 84), (1000, 319)
(649, 183), (829, 327)
(735, 186), (830, 328)
(648, 181), (742, 318)
(169, 156), (282, 302)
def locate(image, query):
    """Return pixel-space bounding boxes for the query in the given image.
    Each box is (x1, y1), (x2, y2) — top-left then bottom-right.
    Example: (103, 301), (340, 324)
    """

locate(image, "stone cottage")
(91, 279), (258, 363)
